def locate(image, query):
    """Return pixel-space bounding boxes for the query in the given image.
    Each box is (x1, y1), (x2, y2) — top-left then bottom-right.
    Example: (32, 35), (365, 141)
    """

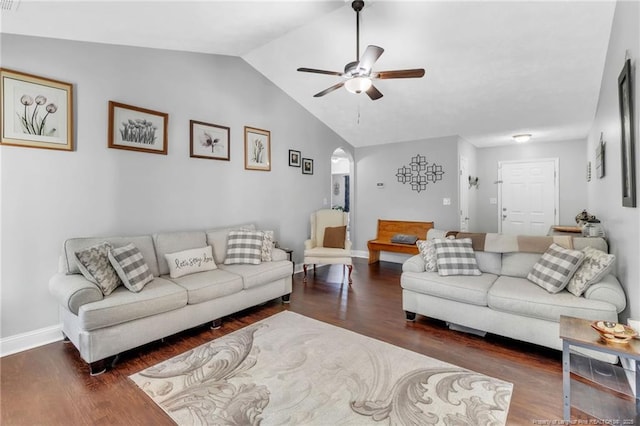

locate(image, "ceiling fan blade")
(374, 69), (426, 79)
(297, 67), (343, 76)
(314, 82), (345, 98)
(366, 85), (383, 101)
(357, 45), (384, 74)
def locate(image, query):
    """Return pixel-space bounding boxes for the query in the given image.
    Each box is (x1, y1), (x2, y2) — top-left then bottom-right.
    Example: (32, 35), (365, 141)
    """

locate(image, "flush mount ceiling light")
(513, 134), (532, 143)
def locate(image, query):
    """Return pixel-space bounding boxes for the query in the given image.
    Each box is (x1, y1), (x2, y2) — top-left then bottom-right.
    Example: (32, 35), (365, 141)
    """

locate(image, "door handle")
(502, 214), (507, 220)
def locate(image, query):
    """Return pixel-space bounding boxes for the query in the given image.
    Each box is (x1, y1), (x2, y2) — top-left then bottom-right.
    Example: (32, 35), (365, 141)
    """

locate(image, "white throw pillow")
(416, 239), (438, 272)
(566, 246), (615, 296)
(261, 230), (274, 262)
(164, 246), (217, 279)
(433, 238), (481, 276)
(527, 243), (585, 293)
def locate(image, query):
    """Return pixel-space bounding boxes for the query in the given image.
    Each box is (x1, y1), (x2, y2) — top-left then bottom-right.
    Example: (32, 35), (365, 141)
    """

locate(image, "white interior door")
(499, 159), (558, 235)
(459, 156), (469, 231)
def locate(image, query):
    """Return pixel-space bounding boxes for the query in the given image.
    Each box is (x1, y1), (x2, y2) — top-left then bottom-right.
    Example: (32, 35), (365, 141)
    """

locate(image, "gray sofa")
(401, 232), (626, 357)
(49, 224), (292, 375)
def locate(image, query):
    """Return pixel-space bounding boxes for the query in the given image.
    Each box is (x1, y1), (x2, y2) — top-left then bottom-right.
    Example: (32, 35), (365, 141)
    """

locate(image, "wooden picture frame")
(189, 120), (230, 161)
(244, 126), (271, 171)
(289, 149), (301, 167)
(618, 59), (636, 207)
(0, 68), (73, 151)
(302, 158), (314, 175)
(108, 101), (168, 155)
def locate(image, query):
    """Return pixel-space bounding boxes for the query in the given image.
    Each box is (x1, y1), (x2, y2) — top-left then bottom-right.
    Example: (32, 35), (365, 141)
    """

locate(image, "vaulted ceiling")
(1, 1), (616, 148)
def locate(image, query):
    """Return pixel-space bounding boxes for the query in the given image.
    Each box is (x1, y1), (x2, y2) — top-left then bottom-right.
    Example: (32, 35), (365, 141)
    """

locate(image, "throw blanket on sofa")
(454, 232), (574, 253)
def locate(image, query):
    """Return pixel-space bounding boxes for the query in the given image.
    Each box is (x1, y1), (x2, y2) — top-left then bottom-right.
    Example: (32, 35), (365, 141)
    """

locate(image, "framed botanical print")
(244, 126), (271, 171)
(108, 101), (168, 155)
(302, 158), (314, 175)
(1, 68), (73, 151)
(289, 149), (301, 167)
(190, 120), (230, 160)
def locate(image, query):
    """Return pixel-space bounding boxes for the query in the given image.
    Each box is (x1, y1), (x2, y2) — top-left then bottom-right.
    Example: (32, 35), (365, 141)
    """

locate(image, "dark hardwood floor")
(0, 259), (630, 425)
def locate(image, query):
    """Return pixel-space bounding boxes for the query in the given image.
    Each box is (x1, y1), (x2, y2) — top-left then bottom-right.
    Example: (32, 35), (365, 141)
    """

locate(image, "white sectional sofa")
(401, 232), (626, 355)
(49, 223), (292, 375)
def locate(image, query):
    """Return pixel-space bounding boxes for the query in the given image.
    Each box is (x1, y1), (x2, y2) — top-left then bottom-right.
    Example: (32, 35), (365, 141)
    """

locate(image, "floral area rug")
(129, 311), (513, 425)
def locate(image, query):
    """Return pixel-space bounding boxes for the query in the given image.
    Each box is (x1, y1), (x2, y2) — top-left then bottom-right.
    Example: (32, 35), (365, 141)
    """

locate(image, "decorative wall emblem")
(396, 154), (445, 192)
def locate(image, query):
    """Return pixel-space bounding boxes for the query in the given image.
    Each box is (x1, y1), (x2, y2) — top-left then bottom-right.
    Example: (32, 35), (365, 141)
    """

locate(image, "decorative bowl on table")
(591, 320), (638, 344)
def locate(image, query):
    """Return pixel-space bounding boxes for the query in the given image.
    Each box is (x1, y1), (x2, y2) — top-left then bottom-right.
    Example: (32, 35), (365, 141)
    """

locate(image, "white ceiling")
(1, 1), (616, 148)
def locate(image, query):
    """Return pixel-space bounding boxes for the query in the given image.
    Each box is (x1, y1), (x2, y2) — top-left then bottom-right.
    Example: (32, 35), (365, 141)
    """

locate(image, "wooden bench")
(367, 219), (434, 264)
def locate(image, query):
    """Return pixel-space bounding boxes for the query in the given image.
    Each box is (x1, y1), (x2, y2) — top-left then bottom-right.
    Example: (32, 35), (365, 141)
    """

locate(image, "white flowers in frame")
(244, 126), (271, 171)
(0, 68), (73, 151)
(108, 101), (168, 155)
(190, 120), (230, 161)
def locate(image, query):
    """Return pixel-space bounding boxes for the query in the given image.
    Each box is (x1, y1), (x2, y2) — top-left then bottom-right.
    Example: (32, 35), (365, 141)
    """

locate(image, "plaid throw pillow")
(109, 243), (154, 292)
(75, 242), (122, 295)
(434, 238), (481, 276)
(527, 243), (585, 293)
(224, 230), (263, 265)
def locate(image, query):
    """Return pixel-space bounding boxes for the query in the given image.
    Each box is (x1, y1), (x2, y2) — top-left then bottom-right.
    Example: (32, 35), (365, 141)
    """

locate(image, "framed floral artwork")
(108, 101), (168, 155)
(289, 149), (301, 167)
(190, 120), (230, 161)
(0, 68), (73, 151)
(302, 158), (314, 175)
(244, 126), (271, 171)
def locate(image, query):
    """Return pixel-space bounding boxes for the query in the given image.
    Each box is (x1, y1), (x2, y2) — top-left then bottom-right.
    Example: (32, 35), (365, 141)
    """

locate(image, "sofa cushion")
(220, 261), (292, 290)
(416, 240), (438, 272)
(64, 235), (159, 277)
(224, 230), (263, 265)
(167, 269), (243, 304)
(154, 231), (208, 276)
(75, 242), (122, 296)
(78, 277), (187, 331)
(206, 224), (256, 264)
(164, 246), (217, 279)
(566, 247), (615, 297)
(488, 276), (619, 322)
(527, 243), (585, 293)
(501, 252), (541, 278)
(400, 271), (498, 306)
(108, 243), (154, 292)
(434, 238), (481, 276)
(475, 251), (501, 275)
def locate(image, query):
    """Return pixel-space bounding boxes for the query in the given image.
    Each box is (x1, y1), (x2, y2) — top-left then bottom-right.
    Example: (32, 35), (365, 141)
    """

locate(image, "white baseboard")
(0, 324), (63, 357)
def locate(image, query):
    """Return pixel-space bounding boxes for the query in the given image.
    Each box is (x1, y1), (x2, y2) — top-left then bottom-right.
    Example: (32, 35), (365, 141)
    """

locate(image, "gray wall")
(475, 139), (588, 232)
(0, 34), (352, 339)
(587, 0), (639, 321)
(353, 136), (459, 254)
(458, 138), (479, 231)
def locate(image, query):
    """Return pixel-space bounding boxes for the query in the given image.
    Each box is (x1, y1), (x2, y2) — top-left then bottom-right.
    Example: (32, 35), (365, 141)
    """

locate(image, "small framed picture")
(190, 120), (230, 161)
(109, 101), (168, 155)
(302, 158), (314, 175)
(244, 126), (271, 171)
(1, 68), (73, 151)
(289, 149), (301, 167)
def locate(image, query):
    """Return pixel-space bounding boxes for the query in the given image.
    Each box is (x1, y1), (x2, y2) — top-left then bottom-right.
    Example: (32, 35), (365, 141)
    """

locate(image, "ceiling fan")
(297, 0), (425, 101)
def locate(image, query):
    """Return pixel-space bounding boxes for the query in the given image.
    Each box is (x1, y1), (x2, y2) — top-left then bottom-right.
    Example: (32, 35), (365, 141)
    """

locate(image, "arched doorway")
(331, 147), (354, 238)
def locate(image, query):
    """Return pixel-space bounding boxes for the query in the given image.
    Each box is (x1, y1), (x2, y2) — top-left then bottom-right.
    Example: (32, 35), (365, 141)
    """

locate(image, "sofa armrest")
(49, 273), (103, 315)
(402, 255), (425, 273)
(583, 274), (627, 314)
(271, 248), (287, 261)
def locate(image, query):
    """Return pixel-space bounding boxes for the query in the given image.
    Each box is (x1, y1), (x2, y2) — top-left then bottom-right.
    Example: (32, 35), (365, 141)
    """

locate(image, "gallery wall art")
(108, 101), (168, 155)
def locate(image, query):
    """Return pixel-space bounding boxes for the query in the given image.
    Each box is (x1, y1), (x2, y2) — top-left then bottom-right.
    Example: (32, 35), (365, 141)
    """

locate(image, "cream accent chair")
(303, 209), (353, 284)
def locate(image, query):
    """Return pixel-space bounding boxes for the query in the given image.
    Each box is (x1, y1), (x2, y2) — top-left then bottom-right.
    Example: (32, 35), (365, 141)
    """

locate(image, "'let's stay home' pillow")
(165, 246), (217, 279)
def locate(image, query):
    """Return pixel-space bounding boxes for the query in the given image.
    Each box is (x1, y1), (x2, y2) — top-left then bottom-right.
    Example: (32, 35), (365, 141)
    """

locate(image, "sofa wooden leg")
(303, 264), (308, 282)
(347, 265), (353, 284)
(405, 311), (416, 321)
(282, 293), (291, 304)
(211, 318), (222, 330)
(89, 360), (107, 376)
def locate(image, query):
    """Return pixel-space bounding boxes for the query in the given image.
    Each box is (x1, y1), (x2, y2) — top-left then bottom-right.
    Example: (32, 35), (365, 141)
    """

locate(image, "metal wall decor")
(395, 154), (445, 192)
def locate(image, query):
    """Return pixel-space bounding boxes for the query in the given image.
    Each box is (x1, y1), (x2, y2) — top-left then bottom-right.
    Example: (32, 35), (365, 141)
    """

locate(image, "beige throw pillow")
(323, 226), (346, 249)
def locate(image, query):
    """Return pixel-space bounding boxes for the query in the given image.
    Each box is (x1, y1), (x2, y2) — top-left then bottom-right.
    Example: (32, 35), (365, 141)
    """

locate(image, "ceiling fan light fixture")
(345, 76), (372, 94)
(512, 133), (532, 143)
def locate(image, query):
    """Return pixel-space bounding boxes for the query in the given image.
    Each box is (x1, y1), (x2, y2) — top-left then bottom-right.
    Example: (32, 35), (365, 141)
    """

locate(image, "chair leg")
(303, 264), (308, 283)
(347, 264), (353, 284)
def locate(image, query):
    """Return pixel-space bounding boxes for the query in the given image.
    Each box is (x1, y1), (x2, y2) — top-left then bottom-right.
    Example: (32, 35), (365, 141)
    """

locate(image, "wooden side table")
(559, 315), (639, 422)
